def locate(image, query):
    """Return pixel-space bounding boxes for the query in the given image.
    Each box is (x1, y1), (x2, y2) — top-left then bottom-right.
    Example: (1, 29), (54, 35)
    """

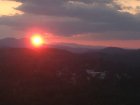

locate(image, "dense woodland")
(0, 48), (140, 105)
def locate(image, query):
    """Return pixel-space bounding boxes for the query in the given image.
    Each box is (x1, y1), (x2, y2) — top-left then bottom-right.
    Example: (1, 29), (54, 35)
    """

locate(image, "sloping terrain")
(0, 48), (140, 105)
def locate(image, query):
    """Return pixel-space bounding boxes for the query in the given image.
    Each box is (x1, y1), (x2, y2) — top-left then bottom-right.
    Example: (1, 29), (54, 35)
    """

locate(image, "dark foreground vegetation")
(0, 48), (140, 105)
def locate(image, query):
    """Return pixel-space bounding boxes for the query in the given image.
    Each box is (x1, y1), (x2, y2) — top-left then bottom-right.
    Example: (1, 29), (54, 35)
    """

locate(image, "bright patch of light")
(0, 0), (23, 16)
(114, 0), (140, 15)
(31, 34), (44, 47)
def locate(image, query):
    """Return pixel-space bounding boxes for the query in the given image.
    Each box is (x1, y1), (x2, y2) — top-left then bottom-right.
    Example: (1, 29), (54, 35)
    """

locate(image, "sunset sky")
(0, 0), (140, 48)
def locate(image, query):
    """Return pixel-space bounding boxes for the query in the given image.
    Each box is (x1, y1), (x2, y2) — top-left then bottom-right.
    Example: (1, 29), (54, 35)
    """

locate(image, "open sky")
(0, 0), (140, 48)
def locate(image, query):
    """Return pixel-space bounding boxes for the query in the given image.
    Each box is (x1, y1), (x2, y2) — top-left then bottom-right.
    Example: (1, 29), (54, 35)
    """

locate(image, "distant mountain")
(0, 38), (105, 53)
(0, 38), (29, 48)
(100, 47), (129, 54)
(99, 47), (139, 54)
(0, 38), (139, 53)
(47, 43), (105, 53)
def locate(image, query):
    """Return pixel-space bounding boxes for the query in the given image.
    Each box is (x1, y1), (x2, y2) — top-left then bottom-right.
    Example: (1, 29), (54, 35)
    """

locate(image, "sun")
(31, 34), (44, 47)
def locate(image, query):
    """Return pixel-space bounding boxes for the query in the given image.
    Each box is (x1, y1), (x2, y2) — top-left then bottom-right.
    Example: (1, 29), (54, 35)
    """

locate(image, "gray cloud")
(1, 0), (140, 40)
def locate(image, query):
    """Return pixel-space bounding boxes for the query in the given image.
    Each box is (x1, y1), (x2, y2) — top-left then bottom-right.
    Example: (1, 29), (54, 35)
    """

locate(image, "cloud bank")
(0, 0), (140, 42)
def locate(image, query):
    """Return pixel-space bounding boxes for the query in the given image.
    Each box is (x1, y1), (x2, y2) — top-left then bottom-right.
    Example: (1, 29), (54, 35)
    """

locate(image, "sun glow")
(31, 34), (44, 47)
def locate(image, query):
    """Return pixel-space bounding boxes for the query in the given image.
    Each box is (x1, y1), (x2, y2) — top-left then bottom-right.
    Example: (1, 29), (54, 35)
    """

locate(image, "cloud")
(114, 0), (140, 14)
(0, 25), (23, 38)
(0, 0), (140, 41)
(0, 0), (23, 16)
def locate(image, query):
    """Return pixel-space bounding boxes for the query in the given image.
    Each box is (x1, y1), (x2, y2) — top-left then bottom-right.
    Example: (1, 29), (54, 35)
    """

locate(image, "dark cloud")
(1, 0), (140, 40)
(17, 0), (113, 17)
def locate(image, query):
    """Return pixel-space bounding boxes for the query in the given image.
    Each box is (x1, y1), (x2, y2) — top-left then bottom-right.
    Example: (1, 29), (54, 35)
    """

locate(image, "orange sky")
(46, 34), (140, 49)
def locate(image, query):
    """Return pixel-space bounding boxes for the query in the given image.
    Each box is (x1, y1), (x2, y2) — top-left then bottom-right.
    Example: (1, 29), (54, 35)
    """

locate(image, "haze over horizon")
(0, 0), (140, 48)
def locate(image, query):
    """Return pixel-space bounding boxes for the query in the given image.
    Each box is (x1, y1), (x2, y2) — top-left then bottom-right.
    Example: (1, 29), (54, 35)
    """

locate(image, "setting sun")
(31, 34), (44, 47)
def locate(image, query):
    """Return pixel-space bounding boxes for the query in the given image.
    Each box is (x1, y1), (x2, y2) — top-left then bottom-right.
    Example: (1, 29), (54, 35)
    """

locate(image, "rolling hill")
(0, 47), (140, 105)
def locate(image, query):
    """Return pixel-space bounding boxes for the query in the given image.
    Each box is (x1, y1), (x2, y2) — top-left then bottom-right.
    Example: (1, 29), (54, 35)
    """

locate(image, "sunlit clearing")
(31, 34), (44, 47)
